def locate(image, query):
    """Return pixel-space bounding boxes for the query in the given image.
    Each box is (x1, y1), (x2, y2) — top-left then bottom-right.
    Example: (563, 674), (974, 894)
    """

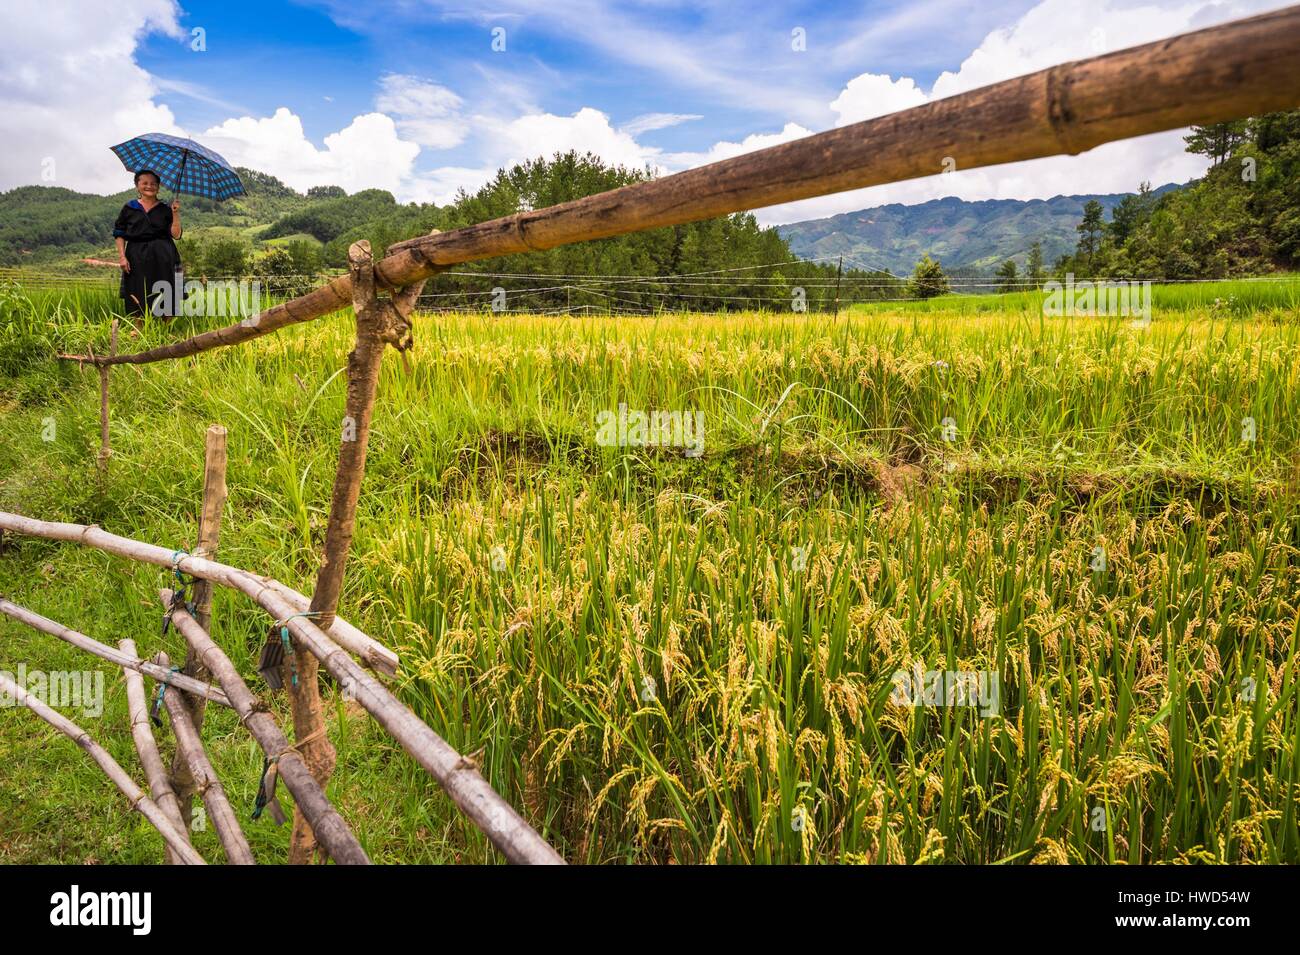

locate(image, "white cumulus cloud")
(200, 108), (421, 196)
(375, 74), (468, 149)
(0, 0), (185, 195)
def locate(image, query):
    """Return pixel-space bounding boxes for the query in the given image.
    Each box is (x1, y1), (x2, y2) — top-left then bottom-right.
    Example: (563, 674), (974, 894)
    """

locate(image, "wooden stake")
(96, 319), (117, 473)
(155, 651), (255, 865)
(0, 671), (205, 864)
(171, 423), (228, 830)
(160, 590), (371, 865)
(0, 510), (564, 864)
(119, 637), (191, 864)
(60, 5), (1300, 369)
(0, 597), (232, 707)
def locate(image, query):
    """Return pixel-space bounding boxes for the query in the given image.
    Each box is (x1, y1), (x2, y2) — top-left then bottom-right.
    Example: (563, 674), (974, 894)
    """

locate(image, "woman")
(113, 169), (183, 317)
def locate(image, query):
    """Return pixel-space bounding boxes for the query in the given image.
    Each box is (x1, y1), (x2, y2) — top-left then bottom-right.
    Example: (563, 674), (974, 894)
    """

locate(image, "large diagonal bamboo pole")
(0, 513), (564, 863)
(120, 637), (190, 865)
(155, 650), (256, 865)
(0, 671), (205, 864)
(0, 598), (232, 707)
(60, 5), (1300, 369)
(159, 590), (371, 864)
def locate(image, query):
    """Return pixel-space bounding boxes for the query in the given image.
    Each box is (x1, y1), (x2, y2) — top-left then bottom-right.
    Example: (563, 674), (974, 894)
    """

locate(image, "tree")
(909, 254), (950, 299)
(307, 185), (347, 200)
(1184, 122), (1249, 166)
(284, 239), (322, 279)
(1110, 182), (1156, 246)
(995, 259), (1018, 293)
(255, 246), (303, 296)
(1075, 200), (1106, 272)
(175, 235), (206, 276)
(204, 236), (249, 277)
(1026, 241), (1045, 288)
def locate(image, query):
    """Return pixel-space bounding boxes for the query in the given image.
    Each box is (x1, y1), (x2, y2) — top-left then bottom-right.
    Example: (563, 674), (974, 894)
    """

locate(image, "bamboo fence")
(2, 6), (1298, 865)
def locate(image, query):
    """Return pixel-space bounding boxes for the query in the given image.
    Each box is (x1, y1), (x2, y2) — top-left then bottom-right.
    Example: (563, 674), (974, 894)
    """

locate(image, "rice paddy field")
(1, 280), (1298, 864)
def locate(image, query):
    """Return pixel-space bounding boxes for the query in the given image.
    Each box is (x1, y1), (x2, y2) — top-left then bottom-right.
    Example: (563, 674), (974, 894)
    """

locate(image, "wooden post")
(157, 651), (255, 864)
(0, 598), (233, 707)
(96, 319), (117, 474)
(120, 637), (190, 864)
(0, 510), (564, 864)
(160, 591), (371, 864)
(289, 235), (432, 864)
(171, 424), (227, 831)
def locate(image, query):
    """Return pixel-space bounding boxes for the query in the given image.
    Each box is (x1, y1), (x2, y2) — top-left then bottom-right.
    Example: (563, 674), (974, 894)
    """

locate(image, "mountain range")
(777, 184), (1183, 276)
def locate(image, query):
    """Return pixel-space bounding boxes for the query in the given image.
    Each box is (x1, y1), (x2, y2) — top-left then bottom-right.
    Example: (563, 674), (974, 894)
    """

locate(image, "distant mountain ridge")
(777, 184), (1183, 275)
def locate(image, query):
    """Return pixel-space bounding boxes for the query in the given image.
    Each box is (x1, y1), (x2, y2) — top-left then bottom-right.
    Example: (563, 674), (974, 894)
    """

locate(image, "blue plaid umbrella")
(110, 132), (245, 201)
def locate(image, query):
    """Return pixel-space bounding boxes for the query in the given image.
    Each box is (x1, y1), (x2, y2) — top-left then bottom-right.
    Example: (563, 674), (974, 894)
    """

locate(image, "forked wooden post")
(289, 233), (434, 864)
(171, 424), (227, 829)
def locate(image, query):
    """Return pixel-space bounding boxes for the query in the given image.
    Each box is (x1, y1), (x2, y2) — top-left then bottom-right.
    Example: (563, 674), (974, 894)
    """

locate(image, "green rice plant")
(1, 302), (1297, 863)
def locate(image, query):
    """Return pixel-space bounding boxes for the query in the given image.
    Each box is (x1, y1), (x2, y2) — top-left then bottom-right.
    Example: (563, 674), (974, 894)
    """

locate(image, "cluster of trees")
(418, 152), (901, 312)
(1040, 110), (1300, 279)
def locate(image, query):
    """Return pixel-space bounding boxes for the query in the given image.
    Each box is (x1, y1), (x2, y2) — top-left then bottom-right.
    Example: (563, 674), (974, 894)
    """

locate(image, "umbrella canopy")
(110, 133), (245, 201)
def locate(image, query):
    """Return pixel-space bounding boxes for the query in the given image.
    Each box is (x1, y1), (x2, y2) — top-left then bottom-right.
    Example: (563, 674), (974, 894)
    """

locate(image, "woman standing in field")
(113, 169), (182, 317)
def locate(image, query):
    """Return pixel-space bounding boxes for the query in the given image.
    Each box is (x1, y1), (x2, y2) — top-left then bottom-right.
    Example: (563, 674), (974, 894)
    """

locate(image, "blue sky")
(1, 0), (1288, 222)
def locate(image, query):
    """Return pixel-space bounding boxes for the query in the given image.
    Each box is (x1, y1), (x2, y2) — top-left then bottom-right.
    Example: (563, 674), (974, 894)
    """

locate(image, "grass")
(1, 280), (1298, 863)
(854, 276), (1300, 318)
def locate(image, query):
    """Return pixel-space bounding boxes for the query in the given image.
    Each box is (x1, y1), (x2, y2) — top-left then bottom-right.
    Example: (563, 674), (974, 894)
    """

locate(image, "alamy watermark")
(1043, 273), (1151, 321)
(595, 403), (704, 457)
(145, 270), (262, 321)
(890, 663), (1000, 717)
(1, 664), (104, 717)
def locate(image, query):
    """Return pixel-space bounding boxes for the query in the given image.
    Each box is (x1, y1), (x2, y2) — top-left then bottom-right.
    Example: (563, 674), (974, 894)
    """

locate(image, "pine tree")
(1075, 200), (1106, 273)
(909, 254), (950, 299)
(1026, 241), (1045, 289)
(995, 259), (1018, 293)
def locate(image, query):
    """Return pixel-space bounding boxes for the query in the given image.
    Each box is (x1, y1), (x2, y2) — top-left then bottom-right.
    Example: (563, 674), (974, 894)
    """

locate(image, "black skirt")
(113, 200), (183, 317)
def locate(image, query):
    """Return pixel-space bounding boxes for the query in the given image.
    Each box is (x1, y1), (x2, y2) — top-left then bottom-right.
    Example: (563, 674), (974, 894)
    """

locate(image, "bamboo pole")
(0, 597), (232, 707)
(159, 590), (371, 865)
(254, 576), (398, 676)
(154, 650), (256, 865)
(119, 637), (190, 864)
(0, 510), (564, 864)
(0, 671), (205, 864)
(58, 5), (1300, 370)
(171, 424), (228, 830)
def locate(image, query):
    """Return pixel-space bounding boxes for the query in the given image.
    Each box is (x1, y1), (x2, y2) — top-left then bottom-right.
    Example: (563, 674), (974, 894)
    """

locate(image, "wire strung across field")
(3, 260), (1298, 318)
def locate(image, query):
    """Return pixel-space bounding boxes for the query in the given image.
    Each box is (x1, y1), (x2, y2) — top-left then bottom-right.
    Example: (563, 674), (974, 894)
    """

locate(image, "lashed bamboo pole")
(0, 597), (232, 707)
(255, 576), (398, 676)
(171, 424), (228, 830)
(160, 590), (371, 865)
(58, 5), (1300, 370)
(0, 671), (205, 864)
(154, 650), (255, 865)
(0, 511), (564, 864)
(120, 637), (190, 865)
